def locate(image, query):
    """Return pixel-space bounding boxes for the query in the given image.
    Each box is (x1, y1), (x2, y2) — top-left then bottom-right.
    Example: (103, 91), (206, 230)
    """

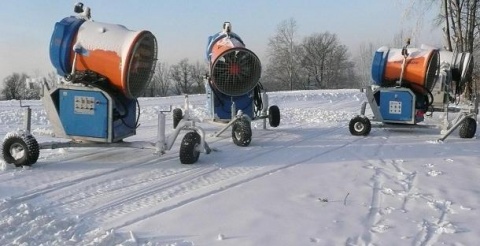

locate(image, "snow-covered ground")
(1, 89), (479, 246)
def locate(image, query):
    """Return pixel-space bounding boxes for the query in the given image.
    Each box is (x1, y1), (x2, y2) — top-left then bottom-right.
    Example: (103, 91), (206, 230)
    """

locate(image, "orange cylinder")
(383, 48), (439, 92)
(209, 36), (245, 64)
(72, 21), (157, 98)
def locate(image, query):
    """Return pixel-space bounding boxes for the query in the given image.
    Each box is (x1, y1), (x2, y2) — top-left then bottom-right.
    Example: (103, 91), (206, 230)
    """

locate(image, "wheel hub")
(354, 122), (365, 132)
(9, 143), (25, 160)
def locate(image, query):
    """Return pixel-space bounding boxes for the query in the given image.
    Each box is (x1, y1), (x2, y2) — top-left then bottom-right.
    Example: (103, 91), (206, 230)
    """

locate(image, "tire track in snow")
(105, 126), (362, 230)
(0, 148), (122, 182)
(27, 127), (282, 211)
(8, 150), (180, 203)
(76, 127), (313, 223)
(3, 124), (256, 202)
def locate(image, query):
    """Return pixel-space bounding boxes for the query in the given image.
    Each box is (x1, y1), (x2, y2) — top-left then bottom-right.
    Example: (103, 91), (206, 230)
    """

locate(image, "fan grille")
(211, 47), (261, 96)
(424, 50), (439, 91)
(126, 32), (157, 98)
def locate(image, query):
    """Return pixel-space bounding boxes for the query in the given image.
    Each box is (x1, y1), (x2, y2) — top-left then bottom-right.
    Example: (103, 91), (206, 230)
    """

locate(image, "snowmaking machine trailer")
(172, 22), (281, 147)
(349, 39), (478, 141)
(1, 3), (211, 167)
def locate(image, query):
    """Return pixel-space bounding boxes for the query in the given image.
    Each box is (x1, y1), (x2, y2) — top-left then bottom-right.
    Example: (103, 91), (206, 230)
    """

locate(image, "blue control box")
(59, 89), (108, 138)
(379, 89), (415, 123)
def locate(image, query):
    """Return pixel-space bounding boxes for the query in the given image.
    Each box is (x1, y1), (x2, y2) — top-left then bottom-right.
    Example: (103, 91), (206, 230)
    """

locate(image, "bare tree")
(265, 18), (302, 91)
(435, 0), (479, 96)
(405, 0), (480, 95)
(190, 61), (208, 94)
(1, 73), (28, 100)
(300, 32), (356, 89)
(355, 42), (379, 87)
(170, 58), (203, 95)
(148, 62), (171, 97)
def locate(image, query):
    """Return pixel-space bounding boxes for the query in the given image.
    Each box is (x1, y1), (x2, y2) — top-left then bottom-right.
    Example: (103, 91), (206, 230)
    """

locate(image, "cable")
(119, 99), (141, 129)
(253, 82), (264, 117)
(404, 82), (434, 111)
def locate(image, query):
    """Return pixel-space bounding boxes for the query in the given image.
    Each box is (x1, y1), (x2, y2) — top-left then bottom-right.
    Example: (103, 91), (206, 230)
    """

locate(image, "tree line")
(3, 1), (480, 100)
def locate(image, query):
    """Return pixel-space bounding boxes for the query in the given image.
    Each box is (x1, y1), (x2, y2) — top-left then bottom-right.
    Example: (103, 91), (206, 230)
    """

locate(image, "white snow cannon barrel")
(371, 46), (439, 94)
(438, 50), (473, 86)
(206, 22), (261, 97)
(49, 16), (157, 98)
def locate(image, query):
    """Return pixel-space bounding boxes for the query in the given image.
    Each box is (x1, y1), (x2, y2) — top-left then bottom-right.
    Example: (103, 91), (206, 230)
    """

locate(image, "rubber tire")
(1, 132), (40, 167)
(459, 117), (477, 138)
(179, 131), (201, 164)
(349, 116), (371, 136)
(173, 108), (183, 129)
(232, 118), (252, 147)
(268, 105), (281, 127)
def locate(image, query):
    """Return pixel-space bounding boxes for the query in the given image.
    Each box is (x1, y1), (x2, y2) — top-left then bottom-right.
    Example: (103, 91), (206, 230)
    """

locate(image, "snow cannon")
(1, 3), (212, 168)
(207, 26), (261, 97)
(43, 5), (158, 144)
(49, 14), (157, 98)
(179, 22), (280, 147)
(349, 38), (478, 141)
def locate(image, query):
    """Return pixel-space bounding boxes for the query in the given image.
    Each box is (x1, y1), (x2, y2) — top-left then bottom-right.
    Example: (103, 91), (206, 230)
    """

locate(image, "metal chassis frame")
(22, 91), (211, 157)
(213, 90), (270, 138)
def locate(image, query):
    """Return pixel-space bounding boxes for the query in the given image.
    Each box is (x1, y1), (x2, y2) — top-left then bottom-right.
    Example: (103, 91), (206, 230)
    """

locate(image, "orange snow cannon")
(50, 11), (157, 98)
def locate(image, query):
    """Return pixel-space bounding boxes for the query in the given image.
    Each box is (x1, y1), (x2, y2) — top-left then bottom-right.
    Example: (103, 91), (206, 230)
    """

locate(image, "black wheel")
(173, 108), (183, 129)
(268, 105), (281, 127)
(459, 117), (477, 138)
(179, 131), (201, 164)
(349, 116), (371, 136)
(1, 132), (40, 167)
(232, 118), (252, 147)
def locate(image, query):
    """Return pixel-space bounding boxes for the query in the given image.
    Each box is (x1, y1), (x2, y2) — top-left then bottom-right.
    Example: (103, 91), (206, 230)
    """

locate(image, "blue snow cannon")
(174, 22), (280, 147)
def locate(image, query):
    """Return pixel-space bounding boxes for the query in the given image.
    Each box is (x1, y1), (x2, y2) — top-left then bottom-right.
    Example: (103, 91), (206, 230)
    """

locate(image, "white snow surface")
(1, 89), (479, 246)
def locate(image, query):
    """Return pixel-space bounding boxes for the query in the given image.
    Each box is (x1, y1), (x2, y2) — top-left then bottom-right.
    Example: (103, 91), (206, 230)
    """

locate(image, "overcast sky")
(0, 0), (441, 83)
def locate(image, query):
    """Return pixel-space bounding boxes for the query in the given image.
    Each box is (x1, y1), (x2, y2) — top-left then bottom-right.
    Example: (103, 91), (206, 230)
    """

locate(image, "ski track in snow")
(111, 126), (362, 230)
(10, 124), (354, 231)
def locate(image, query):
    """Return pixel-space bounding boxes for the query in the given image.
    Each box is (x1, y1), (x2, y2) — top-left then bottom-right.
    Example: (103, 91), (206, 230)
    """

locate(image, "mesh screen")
(211, 48), (261, 96)
(126, 32), (157, 98)
(424, 50), (439, 91)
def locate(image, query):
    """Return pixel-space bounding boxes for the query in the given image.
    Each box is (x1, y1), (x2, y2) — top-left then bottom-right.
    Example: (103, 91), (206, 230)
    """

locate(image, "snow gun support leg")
(20, 102), (32, 133)
(438, 92), (478, 141)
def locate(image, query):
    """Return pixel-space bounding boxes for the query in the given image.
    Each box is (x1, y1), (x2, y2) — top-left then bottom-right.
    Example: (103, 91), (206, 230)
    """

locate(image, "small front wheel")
(232, 118), (252, 147)
(268, 105), (281, 127)
(459, 117), (477, 138)
(349, 116), (371, 136)
(1, 132), (40, 167)
(179, 131), (201, 164)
